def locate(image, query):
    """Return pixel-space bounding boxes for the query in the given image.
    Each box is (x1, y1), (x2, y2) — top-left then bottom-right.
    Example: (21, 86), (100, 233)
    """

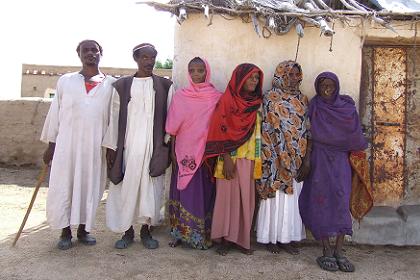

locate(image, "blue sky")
(0, 0), (175, 98)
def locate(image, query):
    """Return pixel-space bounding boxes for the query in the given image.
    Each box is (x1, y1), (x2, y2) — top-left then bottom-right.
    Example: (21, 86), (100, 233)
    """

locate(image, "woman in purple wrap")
(299, 72), (367, 273)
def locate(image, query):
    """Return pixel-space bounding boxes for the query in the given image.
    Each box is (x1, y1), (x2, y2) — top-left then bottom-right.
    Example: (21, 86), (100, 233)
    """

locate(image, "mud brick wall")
(0, 99), (50, 167)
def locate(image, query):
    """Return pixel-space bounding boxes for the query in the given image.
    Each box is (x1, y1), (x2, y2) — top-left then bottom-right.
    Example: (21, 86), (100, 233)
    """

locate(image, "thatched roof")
(138, 0), (420, 37)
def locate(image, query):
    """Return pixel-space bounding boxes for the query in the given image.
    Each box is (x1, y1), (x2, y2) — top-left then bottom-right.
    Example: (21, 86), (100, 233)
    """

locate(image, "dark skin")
(267, 66), (308, 255)
(134, 47), (157, 78)
(106, 46), (158, 169)
(169, 60), (207, 248)
(43, 41), (103, 240)
(318, 78), (336, 100)
(188, 60), (207, 84)
(109, 46), (159, 244)
(316, 78), (354, 272)
(287, 66), (301, 88)
(222, 72), (260, 180)
(43, 41), (102, 166)
(217, 72), (260, 256)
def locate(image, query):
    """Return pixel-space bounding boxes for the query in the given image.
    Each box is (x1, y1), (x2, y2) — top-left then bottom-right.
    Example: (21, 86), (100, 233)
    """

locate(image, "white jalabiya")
(256, 179), (306, 244)
(103, 77), (174, 233)
(40, 72), (115, 232)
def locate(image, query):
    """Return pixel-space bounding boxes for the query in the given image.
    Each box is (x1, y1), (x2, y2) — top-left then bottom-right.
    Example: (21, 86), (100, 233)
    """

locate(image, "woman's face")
(288, 66), (301, 88)
(243, 72), (260, 92)
(318, 78), (336, 99)
(188, 61), (206, 84)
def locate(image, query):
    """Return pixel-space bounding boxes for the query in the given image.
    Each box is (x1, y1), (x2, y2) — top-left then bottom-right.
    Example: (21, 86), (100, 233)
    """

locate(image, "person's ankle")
(61, 226), (72, 239)
(323, 247), (333, 257)
(124, 226), (135, 239)
(333, 249), (343, 257)
(140, 225), (151, 238)
(77, 224), (89, 236)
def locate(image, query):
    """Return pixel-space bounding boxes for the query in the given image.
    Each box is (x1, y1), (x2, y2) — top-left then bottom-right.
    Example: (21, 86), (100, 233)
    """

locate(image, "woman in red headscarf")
(205, 63), (264, 255)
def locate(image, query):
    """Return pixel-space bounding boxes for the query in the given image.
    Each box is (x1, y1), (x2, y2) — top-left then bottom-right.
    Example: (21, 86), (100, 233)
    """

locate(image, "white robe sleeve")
(102, 88), (120, 151)
(164, 85), (175, 144)
(40, 77), (63, 144)
(167, 84), (175, 110)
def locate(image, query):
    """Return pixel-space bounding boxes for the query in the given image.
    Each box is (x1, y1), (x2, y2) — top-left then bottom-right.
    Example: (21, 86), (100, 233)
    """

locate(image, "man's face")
(134, 48), (157, 76)
(78, 41), (101, 66)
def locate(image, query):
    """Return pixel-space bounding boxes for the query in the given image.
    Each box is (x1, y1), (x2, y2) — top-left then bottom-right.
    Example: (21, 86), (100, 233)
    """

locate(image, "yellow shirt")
(214, 113), (262, 179)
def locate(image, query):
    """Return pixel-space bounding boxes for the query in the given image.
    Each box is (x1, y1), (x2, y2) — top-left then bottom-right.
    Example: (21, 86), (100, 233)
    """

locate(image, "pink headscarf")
(166, 58), (222, 190)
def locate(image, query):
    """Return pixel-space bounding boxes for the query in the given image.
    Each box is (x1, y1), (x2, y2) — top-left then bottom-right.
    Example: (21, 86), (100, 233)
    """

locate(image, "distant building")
(21, 64), (172, 98)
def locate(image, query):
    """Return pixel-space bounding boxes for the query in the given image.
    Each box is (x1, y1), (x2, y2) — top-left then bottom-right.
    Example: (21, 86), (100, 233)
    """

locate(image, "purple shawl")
(309, 72), (367, 152)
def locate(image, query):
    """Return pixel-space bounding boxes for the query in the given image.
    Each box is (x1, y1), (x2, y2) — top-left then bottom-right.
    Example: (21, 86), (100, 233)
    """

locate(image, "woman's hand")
(295, 157), (310, 182)
(222, 154), (236, 180)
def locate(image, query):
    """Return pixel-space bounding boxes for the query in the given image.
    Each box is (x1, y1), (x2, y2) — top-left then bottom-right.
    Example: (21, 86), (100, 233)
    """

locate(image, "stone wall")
(0, 98), (50, 167)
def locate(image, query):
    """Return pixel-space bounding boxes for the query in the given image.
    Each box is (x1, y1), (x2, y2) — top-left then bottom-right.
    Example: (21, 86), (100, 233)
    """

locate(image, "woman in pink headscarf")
(165, 57), (222, 249)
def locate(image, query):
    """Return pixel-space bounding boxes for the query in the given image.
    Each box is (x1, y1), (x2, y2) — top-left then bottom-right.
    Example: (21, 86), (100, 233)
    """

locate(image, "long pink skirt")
(211, 159), (255, 250)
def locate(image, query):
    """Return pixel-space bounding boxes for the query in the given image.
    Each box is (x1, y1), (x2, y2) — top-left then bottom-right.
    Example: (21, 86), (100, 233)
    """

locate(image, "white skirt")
(256, 179), (306, 244)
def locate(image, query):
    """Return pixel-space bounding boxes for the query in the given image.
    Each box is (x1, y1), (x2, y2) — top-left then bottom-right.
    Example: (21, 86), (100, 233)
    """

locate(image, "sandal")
(266, 243), (281, 254)
(168, 238), (182, 248)
(115, 235), (134, 249)
(334, 254), (355, 272)
(316, 256), (339, 272)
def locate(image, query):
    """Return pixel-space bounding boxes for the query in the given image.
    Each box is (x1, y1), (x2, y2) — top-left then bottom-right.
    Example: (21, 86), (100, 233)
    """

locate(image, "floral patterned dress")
(257, 60), (310, 199)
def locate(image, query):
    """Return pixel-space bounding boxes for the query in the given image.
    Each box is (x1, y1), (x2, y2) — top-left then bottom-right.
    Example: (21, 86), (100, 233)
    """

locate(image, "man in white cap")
(103, 43), (174, 249)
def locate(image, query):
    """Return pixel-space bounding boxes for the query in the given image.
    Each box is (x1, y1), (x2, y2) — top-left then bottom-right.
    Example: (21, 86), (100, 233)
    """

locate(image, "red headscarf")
(205, 63), (264, 158)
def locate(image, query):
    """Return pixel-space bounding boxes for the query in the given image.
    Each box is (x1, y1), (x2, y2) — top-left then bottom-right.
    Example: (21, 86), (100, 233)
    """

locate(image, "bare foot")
(216, 243), (230, 256)
(234, 244), (254, 255)
(168, 238), (181, 248)
(240, 248), (254, 255)
(266, 243), (281, 254)
(278, 242), (300, 255)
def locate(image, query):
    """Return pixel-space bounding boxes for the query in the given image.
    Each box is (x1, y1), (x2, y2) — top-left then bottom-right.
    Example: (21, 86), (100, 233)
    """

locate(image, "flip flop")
(168, 238), (182, 248)
(316, 256), (339, 272)
(266, 243), (281, 254)
(334, 255), (355, 272)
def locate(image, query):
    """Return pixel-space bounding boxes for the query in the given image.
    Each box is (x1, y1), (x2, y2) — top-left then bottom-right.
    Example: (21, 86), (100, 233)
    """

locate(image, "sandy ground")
(1, 166), (420, 280)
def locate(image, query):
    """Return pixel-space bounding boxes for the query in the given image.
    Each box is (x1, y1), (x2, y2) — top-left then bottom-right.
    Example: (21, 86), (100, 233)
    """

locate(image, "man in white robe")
(41, 40), (115, 250)
(103, 43), (174, 249)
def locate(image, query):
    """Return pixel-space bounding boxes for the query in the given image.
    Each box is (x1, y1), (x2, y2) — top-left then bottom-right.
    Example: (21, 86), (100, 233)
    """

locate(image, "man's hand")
(222, 154), (236, 180)
(106, 149), (117, 169)
(43, 143), (56, 165)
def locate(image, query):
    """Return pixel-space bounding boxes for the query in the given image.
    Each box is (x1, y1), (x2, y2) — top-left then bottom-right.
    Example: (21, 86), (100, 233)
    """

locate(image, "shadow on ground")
(1, 167), (419, 280)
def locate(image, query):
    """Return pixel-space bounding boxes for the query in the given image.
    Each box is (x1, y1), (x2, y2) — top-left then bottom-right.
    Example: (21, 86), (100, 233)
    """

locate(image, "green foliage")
(155, 60), (163, 69)
(155, 58), (173, 69)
